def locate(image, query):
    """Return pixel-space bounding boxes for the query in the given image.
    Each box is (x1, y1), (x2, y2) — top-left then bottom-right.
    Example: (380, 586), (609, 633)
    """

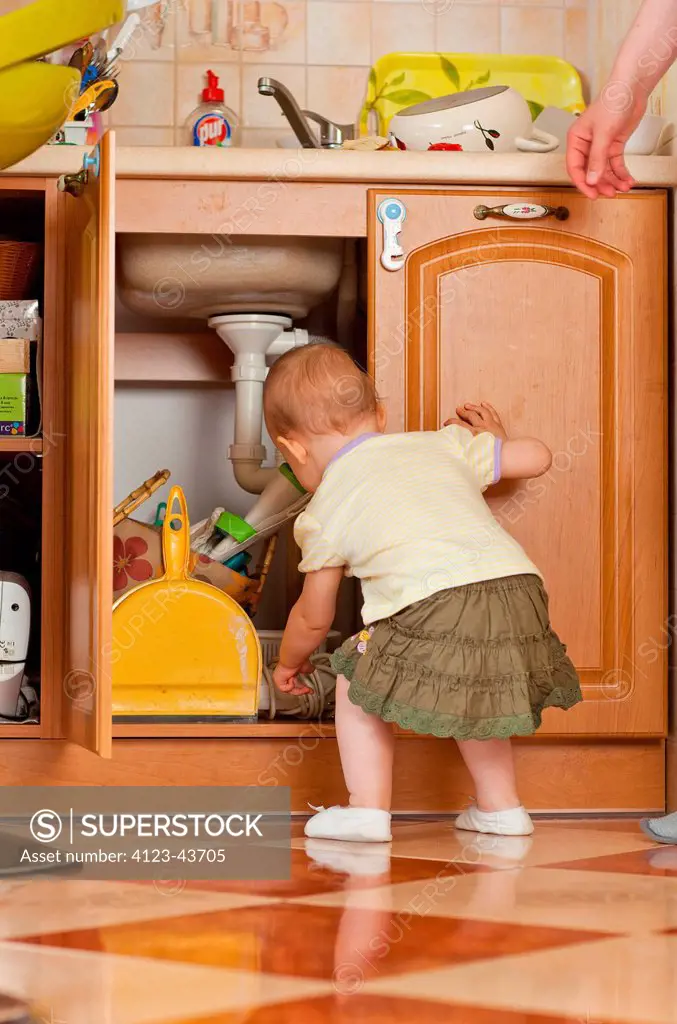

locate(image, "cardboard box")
(0, 319), (41, 342)
(0, 374), (27, 436)
(113, 517), (258, 609)
(0, 301), (39, 320)
(0, 340), (30, 374)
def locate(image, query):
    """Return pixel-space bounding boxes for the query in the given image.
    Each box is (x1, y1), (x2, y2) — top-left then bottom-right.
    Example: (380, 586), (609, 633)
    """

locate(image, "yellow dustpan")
(112, 486), (261, 720)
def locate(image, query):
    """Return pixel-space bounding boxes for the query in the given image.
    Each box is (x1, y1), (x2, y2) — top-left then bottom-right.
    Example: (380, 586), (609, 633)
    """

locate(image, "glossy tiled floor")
(3, 818), (677, 1024)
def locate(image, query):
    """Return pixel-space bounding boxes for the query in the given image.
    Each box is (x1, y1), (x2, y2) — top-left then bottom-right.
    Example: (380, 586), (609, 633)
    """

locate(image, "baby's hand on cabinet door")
(444, 402), (508, 441)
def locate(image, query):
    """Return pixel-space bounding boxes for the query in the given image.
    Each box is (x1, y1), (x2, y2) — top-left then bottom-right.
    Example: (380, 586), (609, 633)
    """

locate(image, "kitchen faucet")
(257, 77), (355, 149)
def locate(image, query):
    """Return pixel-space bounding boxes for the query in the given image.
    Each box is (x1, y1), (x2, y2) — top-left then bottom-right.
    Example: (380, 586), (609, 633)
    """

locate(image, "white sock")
(455, 804), (534, 837)
(304, 805), (392, 843)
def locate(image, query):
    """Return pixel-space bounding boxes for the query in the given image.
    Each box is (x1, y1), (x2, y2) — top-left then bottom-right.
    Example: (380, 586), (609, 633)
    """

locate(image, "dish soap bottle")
(187, 69), (239, 147)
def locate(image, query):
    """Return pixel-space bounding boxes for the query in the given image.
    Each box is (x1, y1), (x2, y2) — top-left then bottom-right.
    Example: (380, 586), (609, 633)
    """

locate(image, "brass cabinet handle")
(474, 202), (569, 222)
(58, 168), (88, 197)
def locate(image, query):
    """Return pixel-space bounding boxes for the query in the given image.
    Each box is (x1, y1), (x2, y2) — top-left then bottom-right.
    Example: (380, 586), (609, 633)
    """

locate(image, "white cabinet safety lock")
(377, 198), (406, 272)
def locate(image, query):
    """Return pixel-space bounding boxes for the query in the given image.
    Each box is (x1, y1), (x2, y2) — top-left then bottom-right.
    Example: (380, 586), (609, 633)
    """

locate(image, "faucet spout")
(257, 76), (320, 149)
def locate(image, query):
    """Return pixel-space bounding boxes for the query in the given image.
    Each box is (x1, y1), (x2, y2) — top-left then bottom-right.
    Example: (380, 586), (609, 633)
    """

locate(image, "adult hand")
(566, 86), (646, 199)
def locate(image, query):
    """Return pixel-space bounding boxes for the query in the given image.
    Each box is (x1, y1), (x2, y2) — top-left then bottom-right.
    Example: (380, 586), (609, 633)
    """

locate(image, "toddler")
(264, 343), (582, 842)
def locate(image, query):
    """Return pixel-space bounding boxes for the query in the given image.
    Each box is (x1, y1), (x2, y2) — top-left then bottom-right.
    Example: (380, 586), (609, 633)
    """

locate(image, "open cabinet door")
(61, 132), (115, 757)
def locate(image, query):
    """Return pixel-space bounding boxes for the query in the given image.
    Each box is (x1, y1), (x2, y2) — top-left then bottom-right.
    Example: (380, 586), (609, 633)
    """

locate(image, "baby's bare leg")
(304, 676), (393, 842)
(336, 675), (394, 810)
(455, 738), (533, 835)
(456, 738), (520, 811)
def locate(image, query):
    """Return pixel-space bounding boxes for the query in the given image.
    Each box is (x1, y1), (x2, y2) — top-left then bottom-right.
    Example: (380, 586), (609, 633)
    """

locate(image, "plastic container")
(187, 69), (239, 147)
(257, 629), (342, 666)
(243, 468), (304, 533)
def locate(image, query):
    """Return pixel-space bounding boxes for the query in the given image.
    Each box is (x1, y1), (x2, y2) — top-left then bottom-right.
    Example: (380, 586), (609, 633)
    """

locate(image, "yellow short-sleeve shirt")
(294, 426), (540, 624)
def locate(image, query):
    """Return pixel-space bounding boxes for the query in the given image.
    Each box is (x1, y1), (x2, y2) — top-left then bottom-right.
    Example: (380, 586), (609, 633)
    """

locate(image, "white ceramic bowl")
(625, 113), (675, 155)
(388, 85), (559, 154)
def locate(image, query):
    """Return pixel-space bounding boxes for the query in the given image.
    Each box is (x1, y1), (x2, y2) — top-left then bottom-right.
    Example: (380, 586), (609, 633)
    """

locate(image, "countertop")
(4, 145), (677, 187)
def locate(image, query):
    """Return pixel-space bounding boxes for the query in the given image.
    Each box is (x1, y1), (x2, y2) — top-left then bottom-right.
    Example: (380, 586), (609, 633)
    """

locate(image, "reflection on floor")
(2, 818), (677, 1023)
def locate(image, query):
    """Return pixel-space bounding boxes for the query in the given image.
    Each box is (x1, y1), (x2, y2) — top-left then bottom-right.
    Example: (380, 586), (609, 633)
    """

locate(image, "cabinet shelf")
(0, 438), (42, 453)
(0, 724), (41, 737)
(112, 720), (337, 739)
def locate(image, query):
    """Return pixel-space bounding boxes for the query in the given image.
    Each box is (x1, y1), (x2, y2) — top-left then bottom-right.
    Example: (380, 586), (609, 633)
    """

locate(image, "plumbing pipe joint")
(230, 362), (268, 384)
(209, 315), (309, 494)
(229, 442), (267, 463)
(268, 328), (308, 356)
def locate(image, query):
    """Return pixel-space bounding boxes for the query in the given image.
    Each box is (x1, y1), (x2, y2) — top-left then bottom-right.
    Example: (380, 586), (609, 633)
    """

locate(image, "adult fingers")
(586, 130), (615, 190)
(608, 151), (634, 192)
(566, 127), (598, 199)
(595, 176), (621, 198)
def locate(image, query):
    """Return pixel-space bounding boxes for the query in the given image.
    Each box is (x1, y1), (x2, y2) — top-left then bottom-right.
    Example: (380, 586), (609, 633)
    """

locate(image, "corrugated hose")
(260, 653), (337, 720)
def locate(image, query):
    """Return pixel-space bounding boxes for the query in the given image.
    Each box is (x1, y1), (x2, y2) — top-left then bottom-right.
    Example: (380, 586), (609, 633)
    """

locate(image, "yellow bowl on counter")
(0, 0), (124, 72)
(0, 61), (80, 170)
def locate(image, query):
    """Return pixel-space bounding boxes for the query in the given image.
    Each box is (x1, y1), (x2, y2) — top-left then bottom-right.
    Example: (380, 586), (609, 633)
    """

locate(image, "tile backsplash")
(109, 0), (591, 147)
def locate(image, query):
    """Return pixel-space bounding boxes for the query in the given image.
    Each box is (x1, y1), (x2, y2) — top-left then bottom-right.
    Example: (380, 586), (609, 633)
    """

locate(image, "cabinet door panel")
(369, 189), (666, 737)
(61, 133), (115, 756)
(438, 258), (602, 668)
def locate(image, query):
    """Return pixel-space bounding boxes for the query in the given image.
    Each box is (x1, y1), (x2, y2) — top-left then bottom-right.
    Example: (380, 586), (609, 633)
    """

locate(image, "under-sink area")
(113, 228), (366, 673)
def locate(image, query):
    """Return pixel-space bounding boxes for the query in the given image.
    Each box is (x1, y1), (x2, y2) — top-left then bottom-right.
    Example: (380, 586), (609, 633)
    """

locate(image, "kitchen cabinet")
(62, 131), (115, 757)
(369, 188), (667, 738)
(0, 138), (668, 813)
(0, 135), (115, 754)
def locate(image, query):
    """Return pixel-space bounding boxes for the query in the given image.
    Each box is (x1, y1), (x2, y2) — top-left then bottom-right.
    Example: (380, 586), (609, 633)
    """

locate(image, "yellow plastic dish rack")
(360, 52), (585, 137)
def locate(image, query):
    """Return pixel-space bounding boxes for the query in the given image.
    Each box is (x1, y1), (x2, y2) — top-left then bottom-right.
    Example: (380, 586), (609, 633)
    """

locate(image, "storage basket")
(0, 242), (41, 300)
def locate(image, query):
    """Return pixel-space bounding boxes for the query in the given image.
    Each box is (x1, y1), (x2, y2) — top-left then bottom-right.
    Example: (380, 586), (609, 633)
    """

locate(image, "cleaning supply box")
(0, 340), (29, 374)
(0, 300), (40, 436)
(0, 318), (42, 342)
(0, 300), (39, 320)
(0, 374), (28, 436)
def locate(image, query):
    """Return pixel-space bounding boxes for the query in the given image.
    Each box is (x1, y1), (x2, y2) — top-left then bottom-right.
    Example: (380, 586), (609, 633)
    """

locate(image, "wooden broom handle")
(112, 469), (170, 526)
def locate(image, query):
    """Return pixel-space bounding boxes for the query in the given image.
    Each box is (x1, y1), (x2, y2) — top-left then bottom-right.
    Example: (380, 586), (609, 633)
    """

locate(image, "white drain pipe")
(209, 314), (308, 495)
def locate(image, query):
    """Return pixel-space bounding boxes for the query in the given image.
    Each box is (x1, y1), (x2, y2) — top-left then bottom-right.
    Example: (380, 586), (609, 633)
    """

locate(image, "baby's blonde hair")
(264, 343), (378, 439)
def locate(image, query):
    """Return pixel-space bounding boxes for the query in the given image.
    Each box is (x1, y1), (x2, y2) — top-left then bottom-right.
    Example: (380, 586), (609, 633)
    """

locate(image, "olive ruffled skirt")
(331, 574), (582, 740)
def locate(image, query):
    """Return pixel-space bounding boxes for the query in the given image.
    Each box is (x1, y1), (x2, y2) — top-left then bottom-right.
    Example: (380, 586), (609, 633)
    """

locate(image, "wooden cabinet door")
(369, 188), (667, 737)
(60, 133), (115, 756)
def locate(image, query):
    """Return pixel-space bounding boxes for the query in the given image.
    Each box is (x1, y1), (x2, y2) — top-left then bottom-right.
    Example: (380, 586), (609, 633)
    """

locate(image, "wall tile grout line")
(106, 0), (591, 142)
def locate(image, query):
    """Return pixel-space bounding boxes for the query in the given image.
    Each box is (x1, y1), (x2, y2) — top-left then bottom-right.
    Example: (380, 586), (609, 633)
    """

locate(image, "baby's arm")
(275, 566), (343, 696)
(500, 437), (552, 480)
(446, 402), (552, 481)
